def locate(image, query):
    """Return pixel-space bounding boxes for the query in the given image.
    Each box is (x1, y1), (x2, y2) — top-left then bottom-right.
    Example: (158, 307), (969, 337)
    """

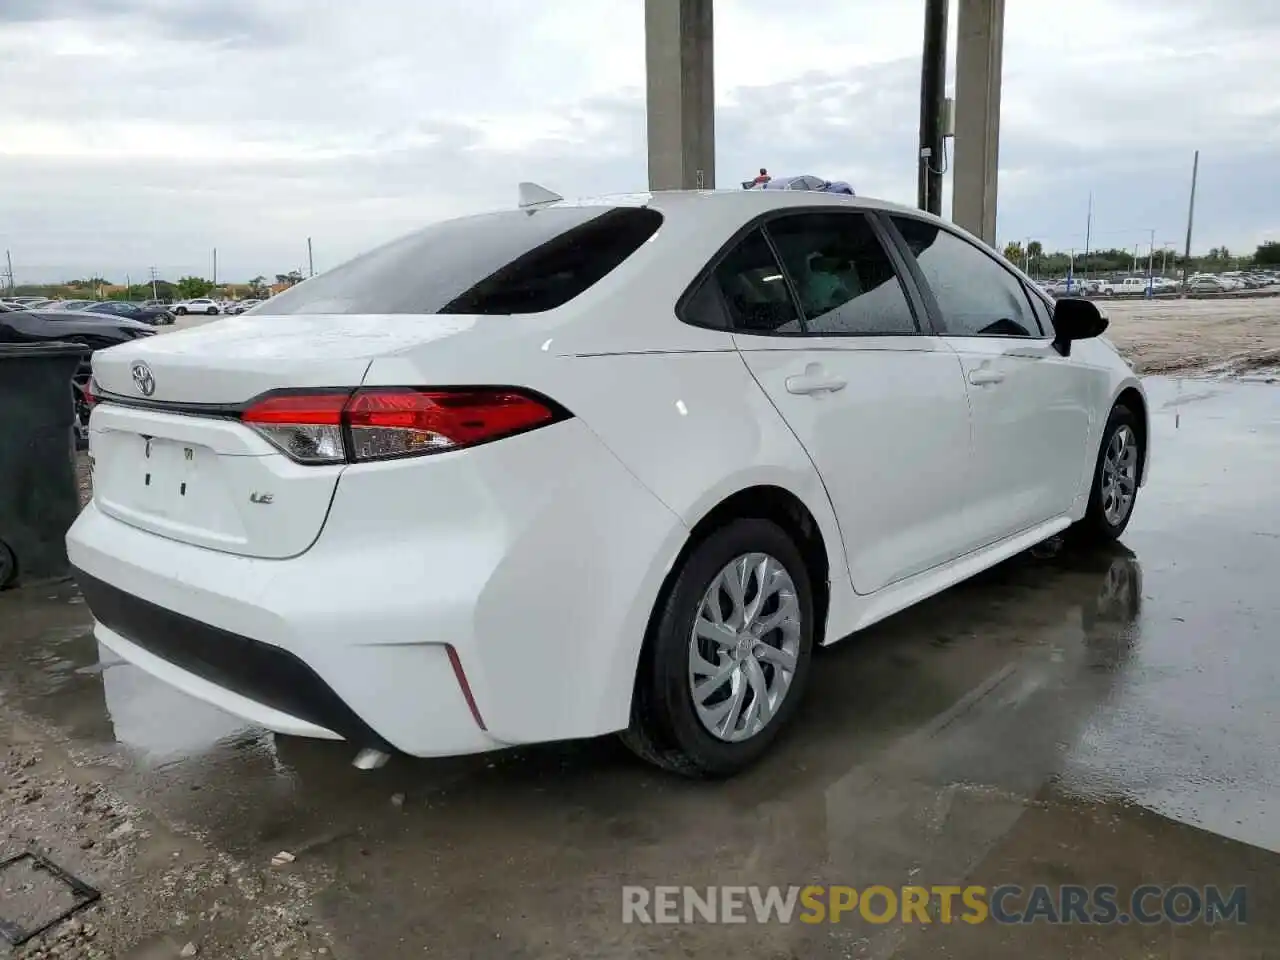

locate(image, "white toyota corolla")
(68, 187), (1149, 777)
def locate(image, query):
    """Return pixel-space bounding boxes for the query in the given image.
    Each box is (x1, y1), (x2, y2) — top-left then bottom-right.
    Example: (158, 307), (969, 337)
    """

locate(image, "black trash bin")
(0, 342), (89, 588)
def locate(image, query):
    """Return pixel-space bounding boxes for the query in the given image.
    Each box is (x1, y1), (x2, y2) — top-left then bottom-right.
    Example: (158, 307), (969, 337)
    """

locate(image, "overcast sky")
(1, 0), (1276, 284)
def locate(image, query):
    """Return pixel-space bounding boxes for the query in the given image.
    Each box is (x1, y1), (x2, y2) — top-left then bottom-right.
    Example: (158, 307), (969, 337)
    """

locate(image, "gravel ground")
(1101, 295), (1280, 376)
(1, 716), (335, 959)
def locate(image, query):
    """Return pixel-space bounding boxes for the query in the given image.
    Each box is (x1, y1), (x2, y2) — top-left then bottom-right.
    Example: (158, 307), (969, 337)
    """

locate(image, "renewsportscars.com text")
(622, 884), (1247, 926)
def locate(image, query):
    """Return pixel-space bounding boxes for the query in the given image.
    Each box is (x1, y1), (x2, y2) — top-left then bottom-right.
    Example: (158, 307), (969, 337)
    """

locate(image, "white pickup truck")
(1096, 277), (1153, 296)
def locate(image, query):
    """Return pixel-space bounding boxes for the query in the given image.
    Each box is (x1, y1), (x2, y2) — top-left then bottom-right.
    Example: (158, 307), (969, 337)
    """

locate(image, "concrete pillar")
(951, 0), (1005, 245)
(645, 0), (715, 191)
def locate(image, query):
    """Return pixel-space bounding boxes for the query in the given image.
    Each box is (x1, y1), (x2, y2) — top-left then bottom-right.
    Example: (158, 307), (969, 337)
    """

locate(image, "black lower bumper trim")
(72, 567), (393, 753)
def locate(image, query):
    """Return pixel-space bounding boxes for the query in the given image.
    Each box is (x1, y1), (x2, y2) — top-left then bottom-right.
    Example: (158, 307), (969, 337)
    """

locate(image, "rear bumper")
(67, 418), (688, 756)
(69, 506), (497, 756)
(75, 567), (388, 748)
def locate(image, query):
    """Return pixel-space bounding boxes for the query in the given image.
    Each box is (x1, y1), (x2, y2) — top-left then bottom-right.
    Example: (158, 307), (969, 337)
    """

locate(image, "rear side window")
(683, 228), (803, 334)
(257, 206), (663, 316)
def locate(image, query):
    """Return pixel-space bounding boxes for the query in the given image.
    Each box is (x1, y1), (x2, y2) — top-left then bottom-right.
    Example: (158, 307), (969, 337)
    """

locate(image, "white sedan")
(68, 187), (1149, 777)
(171, 297), (221, 316)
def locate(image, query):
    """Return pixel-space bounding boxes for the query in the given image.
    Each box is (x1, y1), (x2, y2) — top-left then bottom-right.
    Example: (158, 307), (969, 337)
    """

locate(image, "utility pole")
(149, 266), (159, 301)
(1146, 228), (1155, 298)
(212, 248), (217, 288)
(1181, 150), (1199, 295)
(307, 237), (314, 278)
(1082, 193), (1092, 279)
(4, 249), (13, 294)
(917, 0), (949, 215)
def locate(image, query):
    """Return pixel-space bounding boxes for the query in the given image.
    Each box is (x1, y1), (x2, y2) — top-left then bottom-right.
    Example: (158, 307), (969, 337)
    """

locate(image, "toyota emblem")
(131, 361), (156, 397)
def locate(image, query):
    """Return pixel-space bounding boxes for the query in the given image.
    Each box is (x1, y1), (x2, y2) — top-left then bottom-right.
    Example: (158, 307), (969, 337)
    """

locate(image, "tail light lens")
(241, 388), (564, 465)
(242, 392), (348, 464)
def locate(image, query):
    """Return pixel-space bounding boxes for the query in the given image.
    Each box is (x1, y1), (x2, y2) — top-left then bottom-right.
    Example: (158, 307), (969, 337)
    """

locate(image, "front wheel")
(206, 306), (218, 315)
(1072, 404), (1142, 543)
(621, 519), (815, 778)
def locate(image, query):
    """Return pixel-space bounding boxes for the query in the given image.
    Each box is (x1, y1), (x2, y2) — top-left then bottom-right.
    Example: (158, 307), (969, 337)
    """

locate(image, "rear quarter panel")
(548, 350), (858, 635)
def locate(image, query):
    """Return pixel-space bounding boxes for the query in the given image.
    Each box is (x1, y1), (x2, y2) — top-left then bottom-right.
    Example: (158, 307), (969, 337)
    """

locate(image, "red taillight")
(82, 380), (99, 408)
(241, 392), (347, 425)
(240, 388), (562, 465)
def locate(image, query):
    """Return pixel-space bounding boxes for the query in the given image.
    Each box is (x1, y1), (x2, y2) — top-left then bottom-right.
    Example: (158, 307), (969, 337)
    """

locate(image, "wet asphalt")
(0, 375), (1277, 958)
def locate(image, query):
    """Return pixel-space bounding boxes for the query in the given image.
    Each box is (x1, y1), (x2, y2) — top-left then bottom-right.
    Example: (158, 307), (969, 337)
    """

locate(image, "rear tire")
(175, 307), (188, 316)
(621, 519), (815, 778)
(0, 540), (16, 590)
(1071, 404), (1142, 544)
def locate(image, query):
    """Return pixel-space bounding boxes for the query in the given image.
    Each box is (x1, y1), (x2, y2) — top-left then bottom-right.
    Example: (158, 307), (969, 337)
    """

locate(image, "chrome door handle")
(786, 364), (847, 395)
(967, 368), (1005, 386)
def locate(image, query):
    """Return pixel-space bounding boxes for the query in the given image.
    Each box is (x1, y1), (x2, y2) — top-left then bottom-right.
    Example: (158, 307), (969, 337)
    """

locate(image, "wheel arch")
(632, 484), (834, 699)
(1113, 383), (1149, 484)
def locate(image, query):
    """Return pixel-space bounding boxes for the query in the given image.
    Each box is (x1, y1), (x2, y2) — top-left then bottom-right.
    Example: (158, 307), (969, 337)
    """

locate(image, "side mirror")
(1051, 297), (1109, 356)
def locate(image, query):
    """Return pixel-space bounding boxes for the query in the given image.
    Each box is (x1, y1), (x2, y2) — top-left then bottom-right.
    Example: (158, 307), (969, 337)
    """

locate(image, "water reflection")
(97, 641), (249, 762)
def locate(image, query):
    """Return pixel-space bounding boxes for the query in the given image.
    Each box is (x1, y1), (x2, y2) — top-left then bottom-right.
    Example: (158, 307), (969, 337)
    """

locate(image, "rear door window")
(766, 212), (919, 335)
(259, 206), (663, 316)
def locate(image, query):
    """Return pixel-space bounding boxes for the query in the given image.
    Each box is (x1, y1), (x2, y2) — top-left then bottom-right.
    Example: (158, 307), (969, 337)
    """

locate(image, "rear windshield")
(254, 206), (663, 316)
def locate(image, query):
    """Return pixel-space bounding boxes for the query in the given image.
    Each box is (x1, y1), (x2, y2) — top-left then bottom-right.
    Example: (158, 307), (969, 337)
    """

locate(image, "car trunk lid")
(87, 314), (504, 558)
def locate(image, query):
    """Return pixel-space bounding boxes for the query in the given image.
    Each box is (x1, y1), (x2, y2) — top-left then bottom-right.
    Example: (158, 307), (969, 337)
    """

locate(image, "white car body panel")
(735, 333), (975, 595)
(67, 188), (1149, 760)
(942, 337), (1098, 545)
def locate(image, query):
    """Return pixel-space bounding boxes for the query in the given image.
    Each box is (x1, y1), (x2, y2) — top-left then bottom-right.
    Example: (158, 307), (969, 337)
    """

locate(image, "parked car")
(44, 299), (99, 311)
(1188, 276), (1227, 293)
(745, 174), (855, 195)
(82, 300), (175, 325)
(0, 309), (156, 447)
(171, 297), (221, 316)
(69, 188), (1148, 777)
(224, 299), (262, 315)
(1043, 278), (1092, 297)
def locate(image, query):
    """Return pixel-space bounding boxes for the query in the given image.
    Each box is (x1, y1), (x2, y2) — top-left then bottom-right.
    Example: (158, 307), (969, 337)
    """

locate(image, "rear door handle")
(786, 364), (847, 395)
(967, 368), (1005, 386)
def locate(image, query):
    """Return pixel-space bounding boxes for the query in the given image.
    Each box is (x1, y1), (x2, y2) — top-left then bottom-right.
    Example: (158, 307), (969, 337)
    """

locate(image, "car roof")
(538, 188), (951, 237)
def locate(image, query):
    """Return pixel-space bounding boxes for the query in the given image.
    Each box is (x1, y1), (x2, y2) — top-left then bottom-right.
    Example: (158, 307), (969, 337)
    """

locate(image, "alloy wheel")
(688, 552), (802, 743)
(1101, 424), (1139, 525)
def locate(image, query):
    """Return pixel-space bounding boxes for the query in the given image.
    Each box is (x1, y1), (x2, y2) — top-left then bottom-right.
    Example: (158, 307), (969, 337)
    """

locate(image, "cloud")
(0, 0), (1275, 283)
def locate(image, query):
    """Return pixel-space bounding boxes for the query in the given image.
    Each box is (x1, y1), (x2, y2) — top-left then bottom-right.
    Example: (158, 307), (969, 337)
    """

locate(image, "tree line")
(1001, 241), (1280, 278)
(10, 271), (307, 301)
